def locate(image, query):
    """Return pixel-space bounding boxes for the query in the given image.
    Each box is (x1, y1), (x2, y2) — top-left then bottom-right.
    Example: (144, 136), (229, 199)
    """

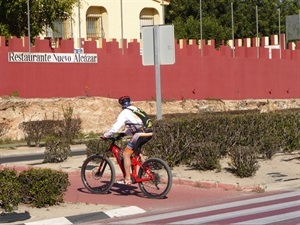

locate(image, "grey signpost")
(141, 24), (175, 120)
(286, 13), (300, 43)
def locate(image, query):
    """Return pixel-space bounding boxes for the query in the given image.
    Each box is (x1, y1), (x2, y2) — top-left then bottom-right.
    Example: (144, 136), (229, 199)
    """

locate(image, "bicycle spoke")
(81, 155), (115, 194)
(138, 158), (172, 199)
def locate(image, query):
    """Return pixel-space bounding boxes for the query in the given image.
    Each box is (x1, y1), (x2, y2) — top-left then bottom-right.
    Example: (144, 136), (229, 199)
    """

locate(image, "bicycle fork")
(95, 157), (108, 177)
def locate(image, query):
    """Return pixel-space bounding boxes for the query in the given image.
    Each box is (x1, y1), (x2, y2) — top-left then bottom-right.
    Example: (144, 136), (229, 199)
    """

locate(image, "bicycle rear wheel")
(138, 158), (173, 199)
(81, 154), (115, 194)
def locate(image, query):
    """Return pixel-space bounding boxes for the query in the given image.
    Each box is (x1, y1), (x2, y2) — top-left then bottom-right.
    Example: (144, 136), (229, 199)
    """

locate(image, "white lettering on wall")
(8, 52), (98, 63)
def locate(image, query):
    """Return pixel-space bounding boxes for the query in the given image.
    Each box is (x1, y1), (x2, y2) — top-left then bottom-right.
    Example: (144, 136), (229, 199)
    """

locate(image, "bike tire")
(138, 157), (173, 199)
(81, 154), (116, 194)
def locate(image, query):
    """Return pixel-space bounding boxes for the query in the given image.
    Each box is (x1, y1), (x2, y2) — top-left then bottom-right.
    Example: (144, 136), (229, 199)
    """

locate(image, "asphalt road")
(0, 149), (86, 163)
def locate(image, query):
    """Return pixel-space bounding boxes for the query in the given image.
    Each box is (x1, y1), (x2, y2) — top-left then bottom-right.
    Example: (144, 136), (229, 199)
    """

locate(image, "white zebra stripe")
(233, 211), (300, 225)
(170, 199), (299, 224)
(113, 191), (300, 224)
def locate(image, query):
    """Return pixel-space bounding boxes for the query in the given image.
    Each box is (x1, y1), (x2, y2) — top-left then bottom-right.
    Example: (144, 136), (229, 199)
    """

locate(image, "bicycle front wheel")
(138, 158), (173, 199)
(81, 154), (116, 194)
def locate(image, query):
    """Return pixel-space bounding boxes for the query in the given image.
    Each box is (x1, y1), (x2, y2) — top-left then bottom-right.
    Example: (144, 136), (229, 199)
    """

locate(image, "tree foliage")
(0, 0), (77, 41)
(165, 0), (300, 45)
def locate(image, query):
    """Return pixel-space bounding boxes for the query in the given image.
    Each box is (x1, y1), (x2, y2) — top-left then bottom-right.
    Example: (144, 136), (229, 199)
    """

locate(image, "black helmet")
(118, 96), (131, 108)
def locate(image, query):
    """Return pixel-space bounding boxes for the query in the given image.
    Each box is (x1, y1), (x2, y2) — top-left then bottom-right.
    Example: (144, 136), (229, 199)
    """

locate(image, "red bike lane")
(64, 171), (257, 213)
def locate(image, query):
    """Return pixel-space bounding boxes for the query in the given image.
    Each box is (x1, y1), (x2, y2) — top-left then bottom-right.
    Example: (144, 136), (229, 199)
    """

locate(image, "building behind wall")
(42, 0), (169, 48)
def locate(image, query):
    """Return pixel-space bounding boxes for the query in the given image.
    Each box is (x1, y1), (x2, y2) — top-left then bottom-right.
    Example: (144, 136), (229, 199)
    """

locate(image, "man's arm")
(104, 111), (126, 137)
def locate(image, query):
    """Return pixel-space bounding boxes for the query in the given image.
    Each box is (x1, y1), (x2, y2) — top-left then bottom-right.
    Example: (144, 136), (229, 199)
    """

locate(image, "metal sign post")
(153, 26), (162, 120)
(141, 25), (175, 120)
(78, 0), (81, 49)
(27, 0), (31, 52)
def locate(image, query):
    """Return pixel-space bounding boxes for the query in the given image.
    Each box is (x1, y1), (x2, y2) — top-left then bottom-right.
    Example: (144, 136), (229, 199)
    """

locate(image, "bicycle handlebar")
(125, 122), (142, 126)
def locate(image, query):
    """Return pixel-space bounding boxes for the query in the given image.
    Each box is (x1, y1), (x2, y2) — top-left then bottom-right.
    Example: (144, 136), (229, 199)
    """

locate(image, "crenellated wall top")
(0, 35), (299, 59)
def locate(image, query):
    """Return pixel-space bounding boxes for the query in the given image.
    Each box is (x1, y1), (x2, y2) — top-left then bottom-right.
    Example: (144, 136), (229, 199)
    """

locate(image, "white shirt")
(104, 105), (143, 137)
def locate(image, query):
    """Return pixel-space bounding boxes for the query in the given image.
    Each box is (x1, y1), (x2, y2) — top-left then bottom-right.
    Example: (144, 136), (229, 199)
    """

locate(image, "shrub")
(188, 141), (221, 171)
(20, 105), (82, 147)
(273, 111), (300, 154)
(60, 104), (82, 145)
(85, 138), (117, 157)
(0, 168), (22, 212)
(44, 139), (71, 163)
(144, 119), (193, 168)
(20, 120), (61, 146)
(18, 168), (70, 208)
(228, 146), (260, 178)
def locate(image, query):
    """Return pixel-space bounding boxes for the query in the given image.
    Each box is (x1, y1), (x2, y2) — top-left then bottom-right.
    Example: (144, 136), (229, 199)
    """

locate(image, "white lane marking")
(104, 206), (146, 218)
(25, 217), (73, 225)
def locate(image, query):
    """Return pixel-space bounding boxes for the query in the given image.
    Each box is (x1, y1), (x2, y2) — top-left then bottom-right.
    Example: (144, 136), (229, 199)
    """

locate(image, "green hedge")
(83, 110), (300, 178)
(20, 119), (82, 147)
(0, 168), (22, 212)
(0, 168), (70, 212)
(143, 110), (300, 175)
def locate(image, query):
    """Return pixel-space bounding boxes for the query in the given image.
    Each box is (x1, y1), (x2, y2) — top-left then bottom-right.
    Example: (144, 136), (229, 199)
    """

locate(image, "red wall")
(1, 36), (300, 101)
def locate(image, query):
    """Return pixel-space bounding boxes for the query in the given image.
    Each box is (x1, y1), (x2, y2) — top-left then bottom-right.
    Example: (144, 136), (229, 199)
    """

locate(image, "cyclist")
(102, 96), (153, 185)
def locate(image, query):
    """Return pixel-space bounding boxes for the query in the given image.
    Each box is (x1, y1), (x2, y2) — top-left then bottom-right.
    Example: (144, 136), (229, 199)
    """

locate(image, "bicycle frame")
(106, 138), (154, 183)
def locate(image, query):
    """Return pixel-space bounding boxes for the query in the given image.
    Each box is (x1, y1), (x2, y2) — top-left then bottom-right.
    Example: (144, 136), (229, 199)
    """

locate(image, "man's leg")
(139, 153), (145, 164)
(136, 135), (153, 165)
(123, 148), (133, 181)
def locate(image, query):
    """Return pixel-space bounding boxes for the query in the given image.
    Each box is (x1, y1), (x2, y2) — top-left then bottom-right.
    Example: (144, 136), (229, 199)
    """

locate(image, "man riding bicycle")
(102, 96), (153, 185)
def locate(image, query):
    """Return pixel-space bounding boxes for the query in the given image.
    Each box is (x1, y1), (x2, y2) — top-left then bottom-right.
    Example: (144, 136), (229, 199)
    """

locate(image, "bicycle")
(81, 133), (173, 199)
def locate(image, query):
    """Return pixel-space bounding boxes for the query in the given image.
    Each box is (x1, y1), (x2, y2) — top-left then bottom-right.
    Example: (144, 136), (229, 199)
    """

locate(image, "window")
(46, 19), (73, 39)
(140, 15), (154, 28)
(86, 15), (104, 39)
